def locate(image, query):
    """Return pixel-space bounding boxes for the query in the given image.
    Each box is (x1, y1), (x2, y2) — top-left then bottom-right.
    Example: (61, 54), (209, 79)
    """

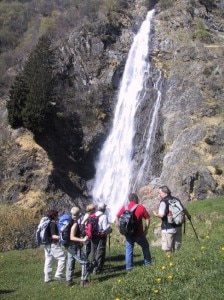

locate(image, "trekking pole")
(187, 216), (200, 243)
(183, 218), (186, 235)
(108, 233), (111, 270)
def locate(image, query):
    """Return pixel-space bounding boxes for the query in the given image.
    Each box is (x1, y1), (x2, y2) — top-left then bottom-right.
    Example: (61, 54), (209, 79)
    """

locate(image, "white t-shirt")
(95, 211), (110, 232)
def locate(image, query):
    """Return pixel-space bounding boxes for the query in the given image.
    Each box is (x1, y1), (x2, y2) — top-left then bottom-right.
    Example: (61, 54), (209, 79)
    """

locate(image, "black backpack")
(118, 204), (138, 236)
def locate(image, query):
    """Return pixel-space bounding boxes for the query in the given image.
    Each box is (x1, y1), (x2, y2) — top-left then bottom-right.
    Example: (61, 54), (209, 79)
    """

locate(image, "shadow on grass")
(0, 290), (15, 295)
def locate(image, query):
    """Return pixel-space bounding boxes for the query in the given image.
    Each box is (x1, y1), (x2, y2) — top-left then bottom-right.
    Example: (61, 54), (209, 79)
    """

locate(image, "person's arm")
(144, 218), (150, 235)
(153, 211), (164, 218)
(153, 202), (166, 218)
(81, 213), (89, 225)
(70, 223), (88, 243)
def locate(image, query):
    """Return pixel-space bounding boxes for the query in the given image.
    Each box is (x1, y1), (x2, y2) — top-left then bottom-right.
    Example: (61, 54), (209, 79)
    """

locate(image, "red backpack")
(85, 213), (99, 238)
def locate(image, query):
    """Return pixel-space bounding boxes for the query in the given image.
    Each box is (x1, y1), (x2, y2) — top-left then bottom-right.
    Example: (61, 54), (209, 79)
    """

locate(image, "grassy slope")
(0, 197), (224, 300)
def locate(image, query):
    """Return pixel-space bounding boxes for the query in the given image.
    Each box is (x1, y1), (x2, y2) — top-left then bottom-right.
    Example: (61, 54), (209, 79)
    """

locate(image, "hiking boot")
(80, 280), (90, 287)
(66, 280), (74, 287)
(44, 279), (52, 283)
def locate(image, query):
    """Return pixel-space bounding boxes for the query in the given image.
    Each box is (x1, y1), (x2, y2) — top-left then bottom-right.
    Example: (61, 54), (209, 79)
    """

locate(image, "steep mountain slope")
(0, 0), (223, 250)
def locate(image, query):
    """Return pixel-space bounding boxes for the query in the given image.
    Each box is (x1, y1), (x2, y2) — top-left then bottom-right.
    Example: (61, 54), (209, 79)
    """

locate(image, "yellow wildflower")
(161, 265), (166, 270)
(169, 262), (174, 267)
(154, 289), (159, 294)
(156, 278), (162, 283)
(221, 246), (224, 251)
(167, 275), (173, 280)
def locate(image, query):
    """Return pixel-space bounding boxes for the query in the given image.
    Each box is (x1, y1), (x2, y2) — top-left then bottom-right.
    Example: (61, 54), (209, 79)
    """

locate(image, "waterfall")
(92, 10), (156, 222)
(132, 69), (162, 190)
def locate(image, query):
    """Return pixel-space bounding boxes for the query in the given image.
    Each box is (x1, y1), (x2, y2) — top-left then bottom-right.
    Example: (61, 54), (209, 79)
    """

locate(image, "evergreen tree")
(7, 35), (54, 133)
(7, 74), (29, 128)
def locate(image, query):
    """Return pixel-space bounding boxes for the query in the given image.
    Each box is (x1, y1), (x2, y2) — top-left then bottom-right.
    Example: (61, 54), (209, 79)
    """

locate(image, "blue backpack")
(58, 214), (73, 246)
(36, 217), (51, 245)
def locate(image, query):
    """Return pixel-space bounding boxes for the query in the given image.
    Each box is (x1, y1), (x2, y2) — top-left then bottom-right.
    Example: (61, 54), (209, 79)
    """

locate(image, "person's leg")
(44, 245), (53, 282)
(86, 240), (91, 258)
(174, 226), (182, 251)
(73, 246), (89, 285)
(125, 236), (134, 271)
(136, 235), (152, 265)
(95, 236), (107, 273)
(66, 248), (75, 283)
(91, 238), (99, 273)
(161, 231), (174, 254)
(51, 244), (66, 278)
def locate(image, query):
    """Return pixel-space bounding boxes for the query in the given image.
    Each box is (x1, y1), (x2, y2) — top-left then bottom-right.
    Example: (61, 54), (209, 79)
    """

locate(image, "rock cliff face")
(143, 0), (224, 207)
(0, 0), (223, 250)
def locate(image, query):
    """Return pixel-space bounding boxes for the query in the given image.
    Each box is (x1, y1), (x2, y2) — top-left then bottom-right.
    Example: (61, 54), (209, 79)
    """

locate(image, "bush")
(159, 0), (175, 10)
(193, 19), (212, 43)
(215, 165), (223, 175)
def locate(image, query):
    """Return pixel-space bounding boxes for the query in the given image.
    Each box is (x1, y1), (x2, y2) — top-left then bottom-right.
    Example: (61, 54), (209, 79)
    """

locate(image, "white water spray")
(92, 10), (155, 222)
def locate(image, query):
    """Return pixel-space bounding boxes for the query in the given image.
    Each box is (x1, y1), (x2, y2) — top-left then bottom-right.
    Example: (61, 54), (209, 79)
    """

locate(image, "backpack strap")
(130, 204), (138, 212)
(124, 203), (138, 212)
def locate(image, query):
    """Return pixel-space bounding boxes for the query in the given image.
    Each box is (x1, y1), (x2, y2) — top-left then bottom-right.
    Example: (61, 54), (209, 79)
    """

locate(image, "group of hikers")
(40, 185), (191, 287)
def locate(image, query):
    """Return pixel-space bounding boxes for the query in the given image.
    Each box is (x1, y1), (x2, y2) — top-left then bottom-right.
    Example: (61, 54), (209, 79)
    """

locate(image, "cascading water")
(132, 69), (162, 191)
(92, 10), (157, 222)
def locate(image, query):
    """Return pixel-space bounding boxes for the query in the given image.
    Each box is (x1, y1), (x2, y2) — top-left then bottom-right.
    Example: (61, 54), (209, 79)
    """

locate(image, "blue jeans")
(125, 235), (152, 271)
(66, 244), (89, 281)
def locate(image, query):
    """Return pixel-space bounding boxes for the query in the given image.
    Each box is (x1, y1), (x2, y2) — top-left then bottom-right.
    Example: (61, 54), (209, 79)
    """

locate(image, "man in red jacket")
(116, 193), (152, 271)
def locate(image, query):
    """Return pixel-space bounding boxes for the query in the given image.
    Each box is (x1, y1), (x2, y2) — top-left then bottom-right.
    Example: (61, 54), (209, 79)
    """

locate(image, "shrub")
(215, 165), (223, 175)
(193, 19), (212, 43)
(204, 136), (215, 145)
(159, 0), (175, 10)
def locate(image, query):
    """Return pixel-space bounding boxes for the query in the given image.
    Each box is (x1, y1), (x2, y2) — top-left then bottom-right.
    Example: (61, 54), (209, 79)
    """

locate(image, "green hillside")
(1, 197), (224, 299)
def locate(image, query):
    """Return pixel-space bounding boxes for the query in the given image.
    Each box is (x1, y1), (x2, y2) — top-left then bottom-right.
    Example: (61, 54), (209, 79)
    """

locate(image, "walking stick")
(108, 233), (111, 270)
(187, 216), (200, 243)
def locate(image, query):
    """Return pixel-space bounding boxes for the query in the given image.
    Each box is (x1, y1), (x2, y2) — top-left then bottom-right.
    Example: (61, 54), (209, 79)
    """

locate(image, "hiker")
(44, 209), (66, 283)
(80, 203), (96, 258)
(153, 185), (191, 254)
(66, 206), (90, 287)
(116, 193), (152, 271)
(91, 203), (112, 275)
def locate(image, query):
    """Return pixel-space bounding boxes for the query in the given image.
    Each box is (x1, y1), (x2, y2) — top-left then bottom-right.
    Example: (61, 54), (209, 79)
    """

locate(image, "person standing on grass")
(66, 206), (90, 287)
(91, 203), (112, 275)
(153, 185), (191, 254)
(44, 209), (66, 283)
(116, 193), (152, 271)
(80, 203), (96, 258)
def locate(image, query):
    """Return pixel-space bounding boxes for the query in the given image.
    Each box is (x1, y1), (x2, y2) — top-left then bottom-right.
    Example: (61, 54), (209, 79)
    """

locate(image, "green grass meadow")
(1, 197), (224, 300)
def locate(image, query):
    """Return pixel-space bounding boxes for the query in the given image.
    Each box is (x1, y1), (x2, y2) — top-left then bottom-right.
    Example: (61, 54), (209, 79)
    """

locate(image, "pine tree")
(7, 35), (54, 133)
(7, 74), (29, 128)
